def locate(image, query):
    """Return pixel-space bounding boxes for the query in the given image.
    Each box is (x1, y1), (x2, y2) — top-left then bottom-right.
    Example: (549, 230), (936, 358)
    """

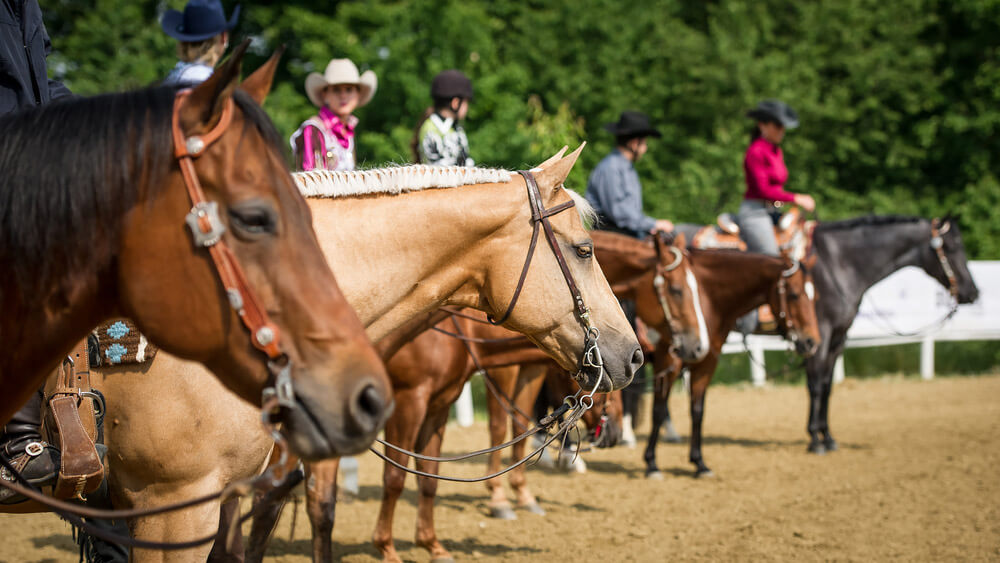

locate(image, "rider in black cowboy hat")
(161, 0), (240, 87)
(585, 110), (673, 447)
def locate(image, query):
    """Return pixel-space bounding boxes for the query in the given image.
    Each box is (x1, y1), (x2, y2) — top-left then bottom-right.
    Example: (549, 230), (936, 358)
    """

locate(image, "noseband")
(488, 171), (604, 383)
(171, 90), (294, 420)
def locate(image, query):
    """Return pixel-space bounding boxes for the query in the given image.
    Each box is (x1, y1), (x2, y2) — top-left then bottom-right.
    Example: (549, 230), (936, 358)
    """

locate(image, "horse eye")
(229, 203), (277, 238)
(575, 244), (593, 259)
(669, 286), (683, 297)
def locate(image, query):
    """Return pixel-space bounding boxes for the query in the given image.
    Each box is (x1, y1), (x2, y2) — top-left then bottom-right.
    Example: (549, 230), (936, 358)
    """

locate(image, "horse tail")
(410, 106), (433, 164)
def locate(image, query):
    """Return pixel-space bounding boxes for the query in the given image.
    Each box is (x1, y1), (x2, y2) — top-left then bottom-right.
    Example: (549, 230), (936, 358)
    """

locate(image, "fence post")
(455, 380), (475, 427)
(749, 338), (766, 387)
(920, 337), (935, 380)
(833, 355), (845, 384)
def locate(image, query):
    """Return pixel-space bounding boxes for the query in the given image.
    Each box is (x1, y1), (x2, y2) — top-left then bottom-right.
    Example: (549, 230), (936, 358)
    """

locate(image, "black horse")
(804, 214), (978, 453)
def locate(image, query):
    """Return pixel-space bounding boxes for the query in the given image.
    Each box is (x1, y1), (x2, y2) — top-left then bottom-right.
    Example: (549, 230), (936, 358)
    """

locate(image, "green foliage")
(42, 0), (1000, 257)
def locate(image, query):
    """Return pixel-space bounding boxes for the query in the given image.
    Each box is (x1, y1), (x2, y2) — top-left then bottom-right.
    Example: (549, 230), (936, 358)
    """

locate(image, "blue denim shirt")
(584, 150), (656, 238)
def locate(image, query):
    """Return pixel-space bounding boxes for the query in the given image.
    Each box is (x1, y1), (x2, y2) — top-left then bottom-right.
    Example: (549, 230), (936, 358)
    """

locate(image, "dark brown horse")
(0, 45), (391, 458)
(643, 249), (820, 478)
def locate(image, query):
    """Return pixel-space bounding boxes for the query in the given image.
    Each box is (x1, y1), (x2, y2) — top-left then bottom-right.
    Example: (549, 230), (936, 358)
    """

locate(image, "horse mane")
(294, 165), (596, 225)
(814, 214), (923, 233)
(294, 166), (513, 198)
(0, 86), (281, 302)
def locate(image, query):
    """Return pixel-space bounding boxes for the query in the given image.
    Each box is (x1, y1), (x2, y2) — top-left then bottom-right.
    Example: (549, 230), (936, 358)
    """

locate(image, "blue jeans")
(736, 199), (780, 257)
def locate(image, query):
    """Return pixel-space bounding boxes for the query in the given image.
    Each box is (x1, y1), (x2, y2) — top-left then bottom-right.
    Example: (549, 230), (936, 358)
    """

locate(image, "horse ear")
(672, 232), (686, 248)
(535, 142), (585, 196)
(241, 46), (285, 105)
(534, 146), (569, 170)
(180, 39), (250, 133)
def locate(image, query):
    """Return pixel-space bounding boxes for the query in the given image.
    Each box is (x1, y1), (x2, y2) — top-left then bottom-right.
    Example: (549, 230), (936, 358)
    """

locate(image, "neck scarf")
(319, 106), (354, 149)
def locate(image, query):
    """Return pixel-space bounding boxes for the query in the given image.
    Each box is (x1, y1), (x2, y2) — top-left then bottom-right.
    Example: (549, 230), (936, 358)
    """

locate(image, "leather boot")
(0, 390), (61, 504)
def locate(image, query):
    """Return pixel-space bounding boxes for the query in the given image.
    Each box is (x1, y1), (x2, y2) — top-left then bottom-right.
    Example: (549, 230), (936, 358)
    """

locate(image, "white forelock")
(293, 165), (513, 198)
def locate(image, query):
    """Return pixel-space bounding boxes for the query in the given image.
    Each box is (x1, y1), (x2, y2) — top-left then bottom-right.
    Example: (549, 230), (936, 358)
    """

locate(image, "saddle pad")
(92, 319), (157, 366)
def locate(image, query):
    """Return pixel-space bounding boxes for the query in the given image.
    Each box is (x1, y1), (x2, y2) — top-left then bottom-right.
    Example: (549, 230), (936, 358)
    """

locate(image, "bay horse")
(90, 146), (641, 560)
(0, 44), (390, 460)
(804, 215), (977, 454)
(643, 248), (821, 478)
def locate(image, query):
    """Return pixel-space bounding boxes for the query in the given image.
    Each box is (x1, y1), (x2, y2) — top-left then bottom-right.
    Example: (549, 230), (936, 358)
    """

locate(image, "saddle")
(685, 214), (747, 251)
(40, 339), (104, 501)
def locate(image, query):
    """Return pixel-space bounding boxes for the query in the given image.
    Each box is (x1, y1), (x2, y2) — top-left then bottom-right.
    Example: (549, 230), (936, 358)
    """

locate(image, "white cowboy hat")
(305, 59), (378, 108)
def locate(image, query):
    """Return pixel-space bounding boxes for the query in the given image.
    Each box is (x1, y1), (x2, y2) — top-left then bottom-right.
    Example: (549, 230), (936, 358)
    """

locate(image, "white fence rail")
(454, 261), (999, 424)
(723, 261), (1000, 385)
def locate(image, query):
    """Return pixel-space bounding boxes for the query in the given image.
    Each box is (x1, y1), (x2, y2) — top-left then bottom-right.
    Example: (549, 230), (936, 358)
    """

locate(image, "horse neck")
(814, 220), (929, 301)
(691, 251), (785, 334)
(308, 183), (524, 341)
(468, 320), (549, 368)
(593, 235), (657, 292)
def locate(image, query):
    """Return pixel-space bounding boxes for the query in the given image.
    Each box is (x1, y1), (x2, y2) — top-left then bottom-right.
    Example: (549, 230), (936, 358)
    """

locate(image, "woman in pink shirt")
(738, 100), (816, 256)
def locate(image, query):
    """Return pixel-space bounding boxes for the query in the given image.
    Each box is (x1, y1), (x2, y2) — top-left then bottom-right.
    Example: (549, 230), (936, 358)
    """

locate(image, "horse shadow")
(636, 432), (870, 451)
(30, 533), (77, 554)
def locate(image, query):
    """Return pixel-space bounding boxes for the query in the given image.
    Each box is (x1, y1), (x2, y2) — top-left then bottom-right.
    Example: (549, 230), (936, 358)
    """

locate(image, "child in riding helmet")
(412, 69), (474, 166)
(291, 58), (377, 171)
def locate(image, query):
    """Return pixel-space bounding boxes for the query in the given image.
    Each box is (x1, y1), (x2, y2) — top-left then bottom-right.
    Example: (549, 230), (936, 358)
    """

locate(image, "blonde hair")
(176, 35), (226, 65)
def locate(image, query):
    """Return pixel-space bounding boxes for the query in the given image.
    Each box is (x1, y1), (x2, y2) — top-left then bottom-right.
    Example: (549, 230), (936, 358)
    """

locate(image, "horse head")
(117, 44), (392, 460)
(770, 253), (821, 357)
(486, 144), (642, 393)
(647, 232), (710, 363)
(921, 215), (979, 304)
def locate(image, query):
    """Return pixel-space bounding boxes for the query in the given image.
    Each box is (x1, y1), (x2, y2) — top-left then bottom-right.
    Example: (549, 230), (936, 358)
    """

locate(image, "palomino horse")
(92, 146), (641, 560)
(643, 248), (821, 478)
(804, 215), (977, 454)
(0, 44), (389, 460)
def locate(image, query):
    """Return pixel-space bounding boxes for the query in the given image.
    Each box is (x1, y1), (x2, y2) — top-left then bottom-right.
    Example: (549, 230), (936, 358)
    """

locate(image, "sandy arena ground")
(2, 375), (999, 562)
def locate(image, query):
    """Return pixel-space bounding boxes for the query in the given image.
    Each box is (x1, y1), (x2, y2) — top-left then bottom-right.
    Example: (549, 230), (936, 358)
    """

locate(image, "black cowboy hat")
(431, 69), (474, 100)
(603, 111), (662, 138)
(161, 0), (240, 42)
(746, 100), (799, 129)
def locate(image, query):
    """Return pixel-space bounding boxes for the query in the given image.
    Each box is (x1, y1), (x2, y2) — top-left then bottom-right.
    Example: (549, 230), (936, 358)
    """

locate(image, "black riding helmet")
(431, 69), (473, 100)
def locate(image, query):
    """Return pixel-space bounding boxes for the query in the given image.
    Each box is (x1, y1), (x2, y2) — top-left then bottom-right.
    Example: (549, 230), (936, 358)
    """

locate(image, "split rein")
(0, 89), (302, 550)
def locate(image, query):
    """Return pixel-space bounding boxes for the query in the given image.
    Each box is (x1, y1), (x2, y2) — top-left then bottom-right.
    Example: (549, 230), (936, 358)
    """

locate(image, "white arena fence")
(453, 261), (1000, 425)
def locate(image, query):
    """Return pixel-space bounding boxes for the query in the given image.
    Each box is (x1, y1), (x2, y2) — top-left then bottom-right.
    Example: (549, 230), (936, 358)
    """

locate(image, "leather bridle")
(650, 234), (685, 335)
(930, 218), (959, 300)
(171, 89), (295, 420)
(487, 171), (605, 384)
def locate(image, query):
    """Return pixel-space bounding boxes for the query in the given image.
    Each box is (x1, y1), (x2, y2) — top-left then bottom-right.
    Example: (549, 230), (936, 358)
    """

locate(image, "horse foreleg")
(373, 392), (427, 563)
(305, 458), (339, 562)
(414, 412), (452, 562)
(643, 379), (674, 479)
(127, 480), (223, 563)
(688, 364), (715, 478)
(484, 371), (515, 520)
(207, 497), (245, 562)
(510, 364), (546, 515)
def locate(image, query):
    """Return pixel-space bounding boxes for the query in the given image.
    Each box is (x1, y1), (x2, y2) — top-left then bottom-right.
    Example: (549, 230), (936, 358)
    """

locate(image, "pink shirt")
(743, 137), (795, 203)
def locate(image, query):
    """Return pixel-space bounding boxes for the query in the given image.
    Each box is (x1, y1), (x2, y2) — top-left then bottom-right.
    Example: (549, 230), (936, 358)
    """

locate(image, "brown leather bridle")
(651, 234), (686, 336)
(170, 89), (294, 417)
(487, 171), (604, 382)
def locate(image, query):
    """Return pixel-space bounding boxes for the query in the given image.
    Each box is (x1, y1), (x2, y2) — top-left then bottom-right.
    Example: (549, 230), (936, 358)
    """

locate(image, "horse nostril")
(350, 383), (386, 434)
(629, 346), (644, 377)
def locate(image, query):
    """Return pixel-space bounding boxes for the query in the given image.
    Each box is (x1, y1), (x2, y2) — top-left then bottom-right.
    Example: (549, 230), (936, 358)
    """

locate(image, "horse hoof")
(807, 443), (827, 455)
(646, 471), (664, 480)
(824, 440), (839, 452)
(695, 469), (715, 479)
(489, 505), (518, 520)
(431, 558), (456, 563)
(521, 502), (546, 516)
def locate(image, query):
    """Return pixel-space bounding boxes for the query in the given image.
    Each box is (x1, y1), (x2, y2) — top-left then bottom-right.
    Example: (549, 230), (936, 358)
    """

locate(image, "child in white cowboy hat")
(291, 58), (377, 171)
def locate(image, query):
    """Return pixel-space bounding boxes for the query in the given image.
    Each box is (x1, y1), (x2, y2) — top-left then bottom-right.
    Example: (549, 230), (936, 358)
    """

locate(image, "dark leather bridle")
(170, 89), (295, 419)
(487, 170), (605, 382)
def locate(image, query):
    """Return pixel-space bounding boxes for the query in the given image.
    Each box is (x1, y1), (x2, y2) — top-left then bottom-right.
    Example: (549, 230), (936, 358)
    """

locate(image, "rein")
(370, 377), (601, 483)
(0, 90), (302, 547)
(488, 171), (606, 386)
